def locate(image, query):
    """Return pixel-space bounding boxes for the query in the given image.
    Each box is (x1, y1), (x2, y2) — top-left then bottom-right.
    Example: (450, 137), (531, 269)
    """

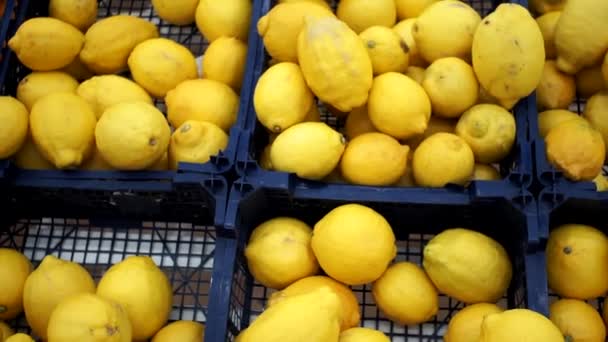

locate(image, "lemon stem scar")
(564, 335), (574, 342)
(0, 305), (6, 313)
(149, 137), (158, 146)
(563, 246), (572, 255)
(367, 40), (376, 49)
(180, 123), (191, 133)
(273, 125), (282, 133)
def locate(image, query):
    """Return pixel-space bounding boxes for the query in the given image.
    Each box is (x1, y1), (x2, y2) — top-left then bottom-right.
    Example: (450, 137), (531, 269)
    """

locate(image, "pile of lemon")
(0, 0), (252, 171)
(238, 203), (563, 341)
(252, 0), (549, 187)
(0, 248), (204, 341)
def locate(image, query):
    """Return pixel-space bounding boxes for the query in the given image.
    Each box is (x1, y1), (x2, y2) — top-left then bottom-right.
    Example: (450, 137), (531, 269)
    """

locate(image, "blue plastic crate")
(0, 0), (264, 176)
(204, 179), (546, 341)
(235, 0), (534, 197)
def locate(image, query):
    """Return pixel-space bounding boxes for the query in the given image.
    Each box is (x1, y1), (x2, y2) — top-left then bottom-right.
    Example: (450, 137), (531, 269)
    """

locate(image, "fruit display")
(2, 0), (251, 171)
(251, 0), (533, 188)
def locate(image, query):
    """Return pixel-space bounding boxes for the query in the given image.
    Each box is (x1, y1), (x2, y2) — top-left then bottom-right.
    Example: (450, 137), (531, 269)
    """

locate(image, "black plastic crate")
(236, 0), (533, 197)
(204, 179), (546, 341)
(0, 0), (264, 176)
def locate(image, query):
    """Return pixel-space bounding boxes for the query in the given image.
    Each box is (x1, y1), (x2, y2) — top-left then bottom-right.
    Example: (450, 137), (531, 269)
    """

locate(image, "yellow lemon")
(47, 293), (131, 342)
(593, 173), (608, 192)
(195, 0), (251, 42)
(538, 109), (585, 138)
(80, 15), (159, 74)
(583, 90), (608, 155)
(312, 204), (396, 285)
(545, 120), (605, 181)
(268, 275), (360, 331)
(59, 58), (94, 81)
(406, 115), (456, 150)
(576, 64), (606, 99)
(337, 0), (396, 34)
(444, 303), (504, 342)
(81, 145), (114, 171)
(23, 255), (96, 340)
(4, 334), (33, 342)
(339, 327), (390, 342)
(166, 79), (239, 132)
(14, 136), (56, 170)
(278, 0), (330, 8)
(393, 19), (425, 67)
(340, 132), (409, 186)
(550, 299), (606, 342)
(128, 38), (198, 98)
(395, 0), (441, 19)
(17, 71), (78, 110)
(97, 256), (173, 341)
(423, 228), (512, 303)
(360, 26), (409, 75)
(423, 57), (479, 118)
(0, 96), (28, 159)
(152, 321), (204, 342)
(405, 66), (425, 84)
(245, 217), (318, 289)
(0, 249), (32, 320)
(8, 17), (84, 71)
(169, 120), (229, 170)
(270, 122), (346, 180)
(30, 92), (96, 169)
(202, 37), (248, 90)
(479, 309), (563, 342)
(537, 60), (576, 110)
(455, 104), (516, 164)
(49, 0), (97, 31)
(372, 261), (438, 325)
(0, 321), (14, 341)
(257, 2), (334, 63)
(254, 62), (313, 133)
(413, 1), (480, 63)
(151, 0), (199, 25)
(368, 72), (431, 140)
(344, 106), (378, 139)
(546, 224), (608, 299)
(536, 11), (561, 59)
(77, 75), (153, 119)
(473, 164), (501, 181)
(412, 133), (474, 187)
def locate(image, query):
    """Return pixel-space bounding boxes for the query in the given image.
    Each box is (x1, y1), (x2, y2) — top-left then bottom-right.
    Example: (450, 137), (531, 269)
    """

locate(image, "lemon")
(550, 299), (606, 342)
(80, 15), (159, 74)
(536, 11), (561, 60)
(17, 71), (79, 110)
(444, 303), (503, 342)
(254, 62), (313, 133)
(393, 19), (425, 67)
(257, 2), (334, 63)
(577, 65), (606, 98)
(359, 26), (409, 75)
(202, 37), (247, 90)
(312, 204), (396, 285)
(152, 321), (204, 342)
(268, 276), (360, 331)
(77, 75), (153, 119)
(538, 109), (585, 138)
(0, 321), (14, 341)
(4, 334), (33, 342)
(0, 97), (28, 160)
(344, 106), (378, 139)
(406, 115), (456, 150)
(368, 72), (431, 139)
(278, 0), (330, 9)
(455, 104), (516, 164)
(593, 174), (608, 191)
(49, 0), (97, 31)
(23, 255), (96, 340)
(337, 0), (396, 34)
(245, 217), (319, 289)
(339, 327), (390, 342)
(97, 256), (173, 341)
(169, 120), (229, 169)
(413, 1), (480, 63)
(128, 38), (198, 98)
(583, 90), (608, 154)
(30, 92), (96, 169)
(340, 133), (409, 186)
(546, 224), (608, 299)
(270, 122), (346, 180)
(14, 136), (56, 170)
(530, 0), (566, 14)
(423, 57), (479, 118)
(8, 17), (84, 71)
(405, 66), (425, 84)
(372, 261), (438, 325)
(95, 102), (171, 170)
(537, 60), (576, 110)
(166, 79), (239, 132)
(47, 293), (131, 342)
(60, 58), (94, 81)
(412, 133), (474, 187)
(395, 0), (440, 19)
(480, 309), (563, 342)
(151, 0), (199, 25)
(0, 249), (32, 320)
(473, 164), (501, 181)
(195, 0), (251, 42)
(423, 228), (512, 303)
(545, 120), (605, 181)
